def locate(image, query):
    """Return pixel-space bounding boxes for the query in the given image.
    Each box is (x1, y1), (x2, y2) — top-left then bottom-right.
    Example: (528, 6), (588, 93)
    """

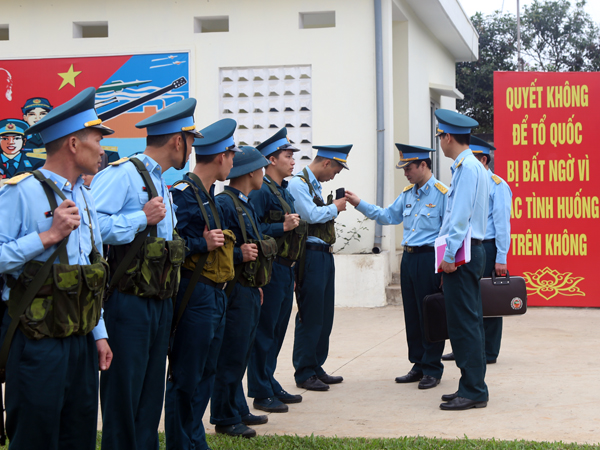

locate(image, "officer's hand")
(204, 225), (225, 251)
(40, 200), (81, 249)
(259, 287), (264, 306)
(283, 213), (301, 231)
(333, 197), (347, 213)
(495, 263), (508, 276)
(143, 197), (167, 226)
(96, 338), (113, 371)
(241, 243), (259, 262)
(344, 190), (361, 207)
(439, 260), (457, 274)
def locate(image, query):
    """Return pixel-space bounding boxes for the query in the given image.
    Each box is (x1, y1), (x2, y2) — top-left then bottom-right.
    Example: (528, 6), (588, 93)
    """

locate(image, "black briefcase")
(480, 272), (527, 317)
(422, 292), (448, 343)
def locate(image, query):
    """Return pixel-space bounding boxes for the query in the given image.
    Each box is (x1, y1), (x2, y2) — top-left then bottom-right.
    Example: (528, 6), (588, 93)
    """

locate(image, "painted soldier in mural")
(22, 97), (53, 149)
(0, 119), (43, 178)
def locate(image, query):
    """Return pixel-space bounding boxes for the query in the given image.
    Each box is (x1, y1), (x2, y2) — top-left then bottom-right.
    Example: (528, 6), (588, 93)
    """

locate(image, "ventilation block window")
(195, 16), (229, 33)
(299, 11), (335, 29)
(0, 25), (8, 41)
(73, 21), (108, 38)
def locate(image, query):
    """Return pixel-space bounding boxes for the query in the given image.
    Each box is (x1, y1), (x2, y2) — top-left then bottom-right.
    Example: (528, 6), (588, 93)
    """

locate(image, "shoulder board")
(299, 177), (307, 184)
(4, 172), (32, 185)
(109, 157), (130, 166)
(403, 184), (414, 193)
(172, 182), (190, 191)
(455, 157), (465, 168)
(434, 182), (448, 194)
(491, 174), (502, 185)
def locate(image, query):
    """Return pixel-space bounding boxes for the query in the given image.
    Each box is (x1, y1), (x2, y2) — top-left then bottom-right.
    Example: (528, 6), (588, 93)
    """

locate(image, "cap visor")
(396, 161), (410, 169)
(190, 129), (204, 138)
(228, 144), (242, 153)
(279, 143), (300, 152)
(91, 124), (115, 136)
(338, 161), (349, 170)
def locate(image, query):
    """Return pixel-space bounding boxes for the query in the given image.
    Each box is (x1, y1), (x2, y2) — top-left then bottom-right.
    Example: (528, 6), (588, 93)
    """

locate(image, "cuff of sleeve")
(329, 204), (339, 218)
(92, 315), (108, 340)
(443, 250), (455, 264)
(26, 233), (47, 261)
(272, 223), (284, 237)
(234, 247), (243, 265)
(356, 200), (368, 215)
(131, 211), (148, 233)
(496, 254), (507, 264)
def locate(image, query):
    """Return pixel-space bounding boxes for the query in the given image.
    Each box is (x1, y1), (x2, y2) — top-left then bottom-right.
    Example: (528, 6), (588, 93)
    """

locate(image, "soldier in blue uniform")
(0, 87), (114, 449)
(288, 145), (351, 391)
(22, 97), (53, 150)
(247, 128), (304, 413)
(346, 144), (447, 390)
(211, 146), (271, 438)
(442, 137), (512, 364)
(91, 98), (201, 450)
(435, 109), (490, 411)
(164, 118), (239, 450)
(0, 119), (43, 178)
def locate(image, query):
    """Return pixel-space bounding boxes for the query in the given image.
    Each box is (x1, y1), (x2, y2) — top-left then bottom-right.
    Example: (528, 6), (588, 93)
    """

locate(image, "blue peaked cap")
(395, 143), (435, 169)
(227, 146), (270, 179)
(314, 144), (352, 170)
(22, 97), (53, 114)
(470, 136), (496, 155)
(256, 127), (299, 157)
(435, 109), (478, 135)
(0, 119), (29, 136)
(193, 118), (241, 156)
(136, 97), (202, 137)
(25, 87), (114, 144)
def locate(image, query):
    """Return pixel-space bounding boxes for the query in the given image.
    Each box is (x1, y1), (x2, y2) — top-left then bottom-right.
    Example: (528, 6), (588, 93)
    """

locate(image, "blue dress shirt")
(356, 176), (447, 247)
(0, 169), (107, 340)
(484, 169), (512, 264)
(439, 149), (489, 263)
(287, 167), (337, 245)
(91, 154), (176, 244)
(249, 176), (297, 237)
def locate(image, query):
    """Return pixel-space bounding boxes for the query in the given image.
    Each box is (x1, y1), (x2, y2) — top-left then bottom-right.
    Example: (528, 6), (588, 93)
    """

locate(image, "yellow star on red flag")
(58, 64), (82, 90)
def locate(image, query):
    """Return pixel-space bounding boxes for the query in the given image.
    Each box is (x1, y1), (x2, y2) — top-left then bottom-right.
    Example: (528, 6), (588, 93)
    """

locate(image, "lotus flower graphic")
(522, 267), (585, 301)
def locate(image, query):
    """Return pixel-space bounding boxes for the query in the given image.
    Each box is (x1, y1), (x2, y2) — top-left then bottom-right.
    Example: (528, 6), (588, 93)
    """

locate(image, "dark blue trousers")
(293, 249), (335, 384)
(400, 251), (445, 378)
(482, 241), (503, 361)
(3, 313), (99, 450)
(210, 283), (261, 426)
(164, 278), (227, 450)
(100, 291), (172, 450)
(247, 261), (295, 398)
(444, 243), (489, 402)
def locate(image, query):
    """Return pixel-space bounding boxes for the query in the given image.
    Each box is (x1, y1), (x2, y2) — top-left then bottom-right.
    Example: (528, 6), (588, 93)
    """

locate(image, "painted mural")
(0, 52), (190, 185)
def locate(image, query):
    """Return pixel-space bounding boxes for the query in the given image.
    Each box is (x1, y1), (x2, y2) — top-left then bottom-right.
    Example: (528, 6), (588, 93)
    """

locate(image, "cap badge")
(33, 99), (41, 104)
(6, 123), (15, 131)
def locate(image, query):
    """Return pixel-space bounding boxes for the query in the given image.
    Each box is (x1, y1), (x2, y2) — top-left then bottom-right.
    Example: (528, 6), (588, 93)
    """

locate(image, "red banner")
(494, 71), (598, 307)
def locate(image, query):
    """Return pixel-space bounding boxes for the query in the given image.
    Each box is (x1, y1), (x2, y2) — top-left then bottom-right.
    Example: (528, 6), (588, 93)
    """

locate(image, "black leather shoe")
(418, 375), (440, 390)
(253, 397), (289, 413)
(296, 375), (330, 391)
(318, 373), (343, 384)
(394, 370), (423, 383)
(241, 413), (268, 425)
(441, 391), (458, 402)
(441, 352), (455, 361)
(215, 423), (257, 438)
(487, 358), (497, 364)
(440, 396), (487, 410)
(276, 389), (303, 404)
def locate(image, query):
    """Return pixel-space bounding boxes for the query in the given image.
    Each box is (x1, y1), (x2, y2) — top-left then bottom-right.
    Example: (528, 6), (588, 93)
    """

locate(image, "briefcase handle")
(491, 271), (510, 286)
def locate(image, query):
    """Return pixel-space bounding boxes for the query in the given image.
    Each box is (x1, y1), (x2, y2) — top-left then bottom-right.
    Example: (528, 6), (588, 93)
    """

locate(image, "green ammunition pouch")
(219, 189), (277, 289)
(263, 175), (307, 261)
(107, 158), (184, 301)
(297, 168), (336, 245)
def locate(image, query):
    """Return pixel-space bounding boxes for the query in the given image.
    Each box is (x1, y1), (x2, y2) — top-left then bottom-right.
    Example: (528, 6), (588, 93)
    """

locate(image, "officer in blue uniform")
(0, 119), (43, 178)
(91, 98), (200, 450)
(164, 118), (239, 450)
(346, 144), (447, 389)
(435, 109), (490, 411)
(0, 87), (113, 449)
(211, 146), (271, 438)
(288, 145), (350, 391)
(22, 97), (53, 150)
(247, 128), (303, 413)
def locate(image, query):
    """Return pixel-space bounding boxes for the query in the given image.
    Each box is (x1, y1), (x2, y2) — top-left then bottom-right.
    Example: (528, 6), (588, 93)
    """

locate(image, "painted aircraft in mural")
(97, 79), (152, 94)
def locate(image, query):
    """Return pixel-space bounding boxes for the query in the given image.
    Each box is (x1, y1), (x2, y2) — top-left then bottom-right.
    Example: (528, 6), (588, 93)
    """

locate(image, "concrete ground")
(115, 305), (600, 444)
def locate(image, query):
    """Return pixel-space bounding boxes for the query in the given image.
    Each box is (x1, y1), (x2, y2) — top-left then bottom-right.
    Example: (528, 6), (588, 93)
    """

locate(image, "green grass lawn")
(91, 433), (600, 449)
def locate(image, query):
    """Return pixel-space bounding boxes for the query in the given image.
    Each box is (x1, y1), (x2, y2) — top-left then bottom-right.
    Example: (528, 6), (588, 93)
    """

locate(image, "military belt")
(275, 255), (296, 268)
(403, 245), (434, 254)
(482, 239), (495, 245)
(471, 239), (483, 246)
(180, 268), (227, 290)
(306, 243), (334, 254)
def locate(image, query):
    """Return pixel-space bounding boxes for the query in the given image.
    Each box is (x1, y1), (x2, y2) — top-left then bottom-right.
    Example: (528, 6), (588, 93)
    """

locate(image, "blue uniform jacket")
(249, 176), (297, 237)
(439, 149), (490, 264)
(484, 169), (512, 264)
(0, 170), (107, 340)
(287, 167), (337, 245)
(356, 176), (448, 247)
(170, 174), (224, 258)
(216, 186), (262, 265)
(91, 154), (176, 244)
